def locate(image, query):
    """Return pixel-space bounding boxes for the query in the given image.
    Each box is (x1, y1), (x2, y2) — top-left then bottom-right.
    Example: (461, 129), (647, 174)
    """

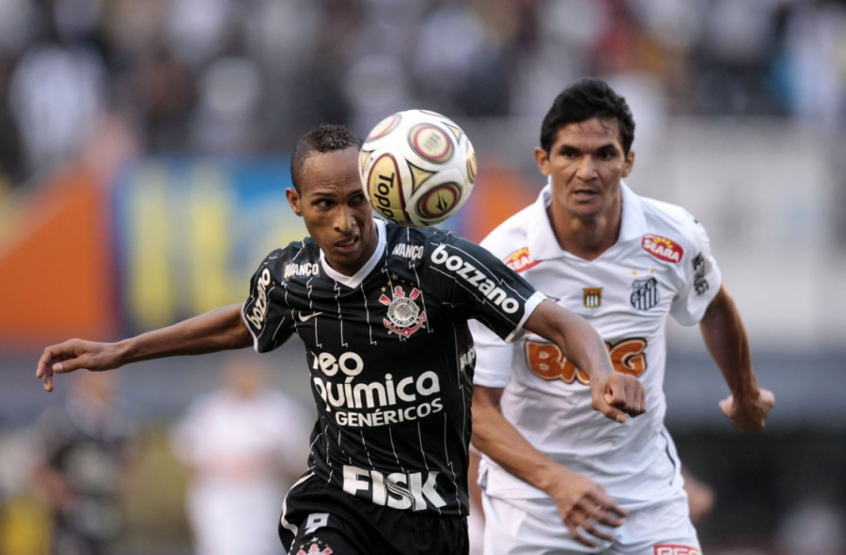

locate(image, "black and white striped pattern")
(241, 221), (540, 517)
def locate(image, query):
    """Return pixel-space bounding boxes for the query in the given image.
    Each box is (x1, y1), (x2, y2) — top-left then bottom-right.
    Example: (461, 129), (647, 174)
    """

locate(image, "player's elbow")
(702, 285), (734, 323)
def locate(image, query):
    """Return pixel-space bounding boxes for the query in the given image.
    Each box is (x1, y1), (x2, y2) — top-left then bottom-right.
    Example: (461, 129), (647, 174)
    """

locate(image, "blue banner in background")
(113, 157), (305, 332)
(112, 157), (472, 333)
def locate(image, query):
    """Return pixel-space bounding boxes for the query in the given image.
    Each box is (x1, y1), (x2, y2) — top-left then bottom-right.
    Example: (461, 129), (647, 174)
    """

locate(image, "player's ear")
(534, 147), (550, 177)
(622, 150), (635, 178)
(286, 187), (303, 217)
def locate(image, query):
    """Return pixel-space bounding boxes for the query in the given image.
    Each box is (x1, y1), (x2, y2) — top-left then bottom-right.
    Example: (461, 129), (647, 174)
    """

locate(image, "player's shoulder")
(257, 238), (321, 281)
(380, 220), (436, 264)
(637, 193), (704, 245)
(478, 204), (533, 258)
(383, 220), (475, 259)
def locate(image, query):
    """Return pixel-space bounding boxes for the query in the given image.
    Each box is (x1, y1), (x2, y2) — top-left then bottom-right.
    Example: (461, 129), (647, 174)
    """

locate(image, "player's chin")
(331, 236), (362, 257)
(567, 202), (603, 220)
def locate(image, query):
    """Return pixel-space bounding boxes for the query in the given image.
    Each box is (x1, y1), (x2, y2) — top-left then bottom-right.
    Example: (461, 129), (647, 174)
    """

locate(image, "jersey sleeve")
(242, 250), (296, 352)
(428, 234), (545, 343)
(670, 215), (722, 325)
(468, 318), (515, 387)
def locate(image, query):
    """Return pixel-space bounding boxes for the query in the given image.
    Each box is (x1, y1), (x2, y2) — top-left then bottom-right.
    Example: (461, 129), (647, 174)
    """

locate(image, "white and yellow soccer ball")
(359, 109), (477, 227)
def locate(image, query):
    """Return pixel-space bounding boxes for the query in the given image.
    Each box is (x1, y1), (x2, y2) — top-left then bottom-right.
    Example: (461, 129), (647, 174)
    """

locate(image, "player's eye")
(315, 199), (333, 208)
(561, 148), (579, 159)
(597, 148), (617, 161)
(349, 194), (366, 205)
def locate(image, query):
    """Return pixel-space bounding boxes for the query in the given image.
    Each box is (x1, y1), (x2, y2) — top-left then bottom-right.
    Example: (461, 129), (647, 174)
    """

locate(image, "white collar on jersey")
(527, 178), (647, 261)
(319, 218), (387, 289)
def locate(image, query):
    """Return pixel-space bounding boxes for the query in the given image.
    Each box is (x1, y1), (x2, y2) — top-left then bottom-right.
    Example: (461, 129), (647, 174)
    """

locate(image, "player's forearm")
(472, 386), (574, 494)
(119, 304), (252, 365)
(699, 286), (759, 400)
(524, 300), (614, 384)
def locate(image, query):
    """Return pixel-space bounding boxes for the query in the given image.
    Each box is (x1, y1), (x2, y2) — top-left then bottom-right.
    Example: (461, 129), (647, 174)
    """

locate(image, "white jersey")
(470, 182), (721, 511)
(172, 390), (312, 555)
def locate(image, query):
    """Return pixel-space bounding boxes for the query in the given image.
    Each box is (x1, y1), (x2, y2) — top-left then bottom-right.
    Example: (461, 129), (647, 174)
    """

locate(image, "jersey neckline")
(319, 219), (387, 289)
(528, 180), (647, 262)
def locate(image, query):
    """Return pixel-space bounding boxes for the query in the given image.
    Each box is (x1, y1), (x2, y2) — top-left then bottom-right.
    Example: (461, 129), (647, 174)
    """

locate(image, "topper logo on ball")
(361, 109), (476, 227)
(367, 153), (409, 225)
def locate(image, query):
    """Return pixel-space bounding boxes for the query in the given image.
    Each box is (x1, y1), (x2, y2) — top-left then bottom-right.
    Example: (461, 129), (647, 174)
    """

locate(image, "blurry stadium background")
(1, 0), (845, 553)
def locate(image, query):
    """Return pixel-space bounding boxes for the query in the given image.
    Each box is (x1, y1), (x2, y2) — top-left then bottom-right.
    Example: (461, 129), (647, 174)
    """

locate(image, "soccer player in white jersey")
(469, 78), (776, 553)
(36, 124), (647, 555)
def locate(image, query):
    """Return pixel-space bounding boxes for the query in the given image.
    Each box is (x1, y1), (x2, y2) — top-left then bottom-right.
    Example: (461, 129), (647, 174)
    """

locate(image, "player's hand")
(36, 339), (124, 392)
(547, 468), (627, 547)
(591, 373), (646, 424)
(719, 388), (775, 432)
(683, 472), (715, 524)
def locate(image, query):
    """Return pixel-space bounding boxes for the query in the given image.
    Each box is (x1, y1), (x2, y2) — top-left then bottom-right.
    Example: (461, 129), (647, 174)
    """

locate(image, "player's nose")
(333, 205), (355, 233)
(575, 155), (598, 180)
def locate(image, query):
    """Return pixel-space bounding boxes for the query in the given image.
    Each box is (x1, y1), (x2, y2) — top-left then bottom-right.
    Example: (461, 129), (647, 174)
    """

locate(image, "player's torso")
(488, 213), (686, 486)
(511, 241), (677, 412)
(272, 230), (475, 516)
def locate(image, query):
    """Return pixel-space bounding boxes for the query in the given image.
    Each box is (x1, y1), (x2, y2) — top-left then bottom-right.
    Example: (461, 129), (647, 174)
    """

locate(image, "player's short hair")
(290, 124), (363, 192)
(540, 78), (635, 155)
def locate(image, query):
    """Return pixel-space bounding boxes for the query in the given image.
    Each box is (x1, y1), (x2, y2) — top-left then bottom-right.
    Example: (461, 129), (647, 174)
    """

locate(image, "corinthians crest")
(379, 285), (427, 338)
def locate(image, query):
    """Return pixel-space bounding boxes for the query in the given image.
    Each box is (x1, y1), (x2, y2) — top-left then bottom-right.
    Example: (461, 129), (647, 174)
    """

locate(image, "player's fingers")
(636, 384), (647, 416)
(604, 377), (627, 407)
(594, 507), (624, 528)
(579, 517), (616, 542)
(625, 381), (641, 416)
(597, 397), (627, 424)
(567, 522), (598, 548)
(53, 357), (87, 374)
(607, 376), (645, 417)
(43, 372), (54, 392)
(761, 389), (776, 411)
(588, 489), (629, 520)
(36, 347), (58, 379)
(718, 395), (733, 417)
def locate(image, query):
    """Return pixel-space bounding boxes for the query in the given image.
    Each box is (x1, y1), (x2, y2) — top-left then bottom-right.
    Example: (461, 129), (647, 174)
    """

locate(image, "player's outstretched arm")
(699, 285), (775, 431)
(524, 299), (646, 423)
(36, 303), (252, 392)
(472, 385), (627, 547)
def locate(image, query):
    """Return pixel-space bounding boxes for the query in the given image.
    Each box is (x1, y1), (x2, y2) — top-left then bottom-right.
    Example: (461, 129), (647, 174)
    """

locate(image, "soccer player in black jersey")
(37, 124), (646, 555)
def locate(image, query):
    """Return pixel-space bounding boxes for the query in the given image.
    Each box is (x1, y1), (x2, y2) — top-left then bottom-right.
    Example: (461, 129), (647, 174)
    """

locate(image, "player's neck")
(548, 200), (622, 261)
(325, 220), (380, 277)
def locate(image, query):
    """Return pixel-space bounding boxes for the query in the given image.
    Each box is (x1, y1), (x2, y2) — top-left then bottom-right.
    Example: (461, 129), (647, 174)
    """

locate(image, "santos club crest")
(380, 285), (427, 338)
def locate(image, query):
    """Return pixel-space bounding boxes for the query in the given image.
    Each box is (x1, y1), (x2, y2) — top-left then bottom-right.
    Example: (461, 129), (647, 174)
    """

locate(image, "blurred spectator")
(779, 0), (846, 132)
(0, 0), (841, 176)
(28, 371), (134, 555)
(9, 42), (107, 176)
(190, 56), (265, 155)
(776, 495), (846, 552)
(170, 353), (311, 555)
(0, 54), (24, 189)
(412, 3), (510, 116)
(134, 45), (196, 154)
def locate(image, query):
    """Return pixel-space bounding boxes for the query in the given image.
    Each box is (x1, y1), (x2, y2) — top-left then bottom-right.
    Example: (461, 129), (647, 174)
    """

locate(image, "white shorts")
(482, 492), (700, 555)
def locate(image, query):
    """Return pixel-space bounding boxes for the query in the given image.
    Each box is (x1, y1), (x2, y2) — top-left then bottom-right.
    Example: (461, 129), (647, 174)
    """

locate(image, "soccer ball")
(359, 109), (477, 227)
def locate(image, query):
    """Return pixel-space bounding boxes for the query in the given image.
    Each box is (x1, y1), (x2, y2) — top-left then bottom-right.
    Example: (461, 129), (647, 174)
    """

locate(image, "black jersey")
(242, 220), (543, 517)
(34, 402), (133, 545)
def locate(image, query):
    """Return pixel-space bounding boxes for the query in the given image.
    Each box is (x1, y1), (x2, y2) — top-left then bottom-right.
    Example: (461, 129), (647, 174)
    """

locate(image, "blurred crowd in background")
(1, 0), (845, 190)
(2, 0), (846, 554)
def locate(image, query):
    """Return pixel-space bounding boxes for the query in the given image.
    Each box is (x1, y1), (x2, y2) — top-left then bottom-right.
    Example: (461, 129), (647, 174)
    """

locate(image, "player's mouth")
(572, 188), (599, 202)
(334, 236), (360, 253)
